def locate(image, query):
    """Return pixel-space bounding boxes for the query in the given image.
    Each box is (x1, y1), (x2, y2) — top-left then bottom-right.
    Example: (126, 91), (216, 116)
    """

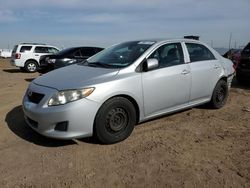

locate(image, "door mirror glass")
(145, 58), (159, 71)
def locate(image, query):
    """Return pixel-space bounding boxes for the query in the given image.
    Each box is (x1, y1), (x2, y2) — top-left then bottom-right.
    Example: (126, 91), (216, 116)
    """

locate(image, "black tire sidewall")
(95, 97), (136, 144)
(211, 80), (228, 109)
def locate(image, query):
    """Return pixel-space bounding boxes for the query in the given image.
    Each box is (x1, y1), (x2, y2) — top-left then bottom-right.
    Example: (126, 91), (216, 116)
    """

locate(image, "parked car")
(223, 49), (242, 68)
(0, 49), (12, 58)
(236, 42), (250, 83)
(10, 43), (60, 72)
(23, 39), (235, 144)
(39, 47), (104, 73)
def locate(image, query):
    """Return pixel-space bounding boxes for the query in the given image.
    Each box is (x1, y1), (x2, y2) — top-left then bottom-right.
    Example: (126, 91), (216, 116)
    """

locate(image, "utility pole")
(228, 33), (232, 50)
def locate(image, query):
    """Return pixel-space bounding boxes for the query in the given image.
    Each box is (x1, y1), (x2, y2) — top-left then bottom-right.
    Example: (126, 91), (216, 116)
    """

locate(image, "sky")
(0, 0), (250, 49)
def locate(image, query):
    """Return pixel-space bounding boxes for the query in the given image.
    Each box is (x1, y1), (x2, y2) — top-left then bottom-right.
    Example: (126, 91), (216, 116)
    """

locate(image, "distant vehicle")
(236, 42), (250, 83)
(39, 47), (104, 73)
(0, 49), (12, 58)
(10, 43), (60, 72)
(23, 39), (235, 144)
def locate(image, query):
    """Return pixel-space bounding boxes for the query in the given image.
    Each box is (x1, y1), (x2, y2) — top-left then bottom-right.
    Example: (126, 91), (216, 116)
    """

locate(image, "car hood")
(33, 64), (119, 90)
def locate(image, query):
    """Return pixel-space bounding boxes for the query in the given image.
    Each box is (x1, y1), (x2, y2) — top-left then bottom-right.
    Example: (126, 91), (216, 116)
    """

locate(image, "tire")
(25, 60), (38, 73)
(210, 80), (229, 109)
(94, 97), (136, 144)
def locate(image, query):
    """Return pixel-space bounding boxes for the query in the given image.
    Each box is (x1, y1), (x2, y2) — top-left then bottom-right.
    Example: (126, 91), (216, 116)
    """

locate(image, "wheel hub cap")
(107, 108), (128, 132)
(28, 63), (36, 71)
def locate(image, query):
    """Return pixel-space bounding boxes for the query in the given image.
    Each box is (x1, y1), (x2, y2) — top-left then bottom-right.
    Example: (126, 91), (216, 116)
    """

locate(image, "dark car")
(223, 49), (242, 68)
(236, 43), (250, 83)
(39, 47), (104, 73)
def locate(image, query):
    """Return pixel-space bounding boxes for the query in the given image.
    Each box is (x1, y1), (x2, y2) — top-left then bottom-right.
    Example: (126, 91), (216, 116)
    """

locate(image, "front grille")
(27, 91), (45, 104)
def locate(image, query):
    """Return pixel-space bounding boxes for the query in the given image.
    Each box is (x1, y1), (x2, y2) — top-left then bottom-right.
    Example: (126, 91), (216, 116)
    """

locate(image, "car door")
(142, 43), (191, 117)
(184, 43), (222, 103)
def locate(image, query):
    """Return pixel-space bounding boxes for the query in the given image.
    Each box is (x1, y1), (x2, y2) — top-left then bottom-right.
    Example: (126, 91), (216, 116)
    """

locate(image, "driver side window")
(149, 43), (184, 68)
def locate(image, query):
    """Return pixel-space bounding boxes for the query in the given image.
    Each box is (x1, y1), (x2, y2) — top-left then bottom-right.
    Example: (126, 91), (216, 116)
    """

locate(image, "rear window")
(80, 48), (96, 57)
(186, 43), (216, 62)
(20, 46), (32, 53)
(73, 49), (82, 57)
(34, 47), (49, 53)
(95, 48), (104, 53)
(12, 45), (18, 53)
(47, 47), (59, 53)
(55, 48), (78, 56)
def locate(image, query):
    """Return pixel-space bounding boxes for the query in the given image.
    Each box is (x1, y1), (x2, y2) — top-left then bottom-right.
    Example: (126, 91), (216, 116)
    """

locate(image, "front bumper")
(227, 72), (235, 88)
(22, 83), (100, 139)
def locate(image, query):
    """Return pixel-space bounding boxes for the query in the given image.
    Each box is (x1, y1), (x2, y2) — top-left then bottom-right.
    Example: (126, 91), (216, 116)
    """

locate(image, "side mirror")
(144, 58), (159, 71)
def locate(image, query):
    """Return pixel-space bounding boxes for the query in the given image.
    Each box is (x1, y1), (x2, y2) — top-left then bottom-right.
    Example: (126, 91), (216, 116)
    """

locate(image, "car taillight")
(15, 53), (21, 59)
(233, 64), (236, 70)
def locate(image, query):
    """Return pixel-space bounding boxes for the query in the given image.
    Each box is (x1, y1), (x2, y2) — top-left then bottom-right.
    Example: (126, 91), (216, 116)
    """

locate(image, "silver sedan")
(23, 39), (235, 144)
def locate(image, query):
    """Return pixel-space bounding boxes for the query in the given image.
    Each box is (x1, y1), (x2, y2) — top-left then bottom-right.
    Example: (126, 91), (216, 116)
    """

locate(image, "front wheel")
(94, 97), (136, 144)
(25, 60), (38, 73)
(210, 80), (229, 109)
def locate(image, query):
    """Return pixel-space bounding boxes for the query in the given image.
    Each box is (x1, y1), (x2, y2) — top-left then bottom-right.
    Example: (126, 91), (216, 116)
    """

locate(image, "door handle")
(214, 65), (220, 69)
(35, 54), (39, 56)
(181, 70), (190, 75)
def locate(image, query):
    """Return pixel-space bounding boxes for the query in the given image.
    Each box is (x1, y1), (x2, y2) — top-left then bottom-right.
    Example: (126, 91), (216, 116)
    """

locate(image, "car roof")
(17, 43), (57, 47)
(66, 46), (104, 49)
(130, 38), (202, 44)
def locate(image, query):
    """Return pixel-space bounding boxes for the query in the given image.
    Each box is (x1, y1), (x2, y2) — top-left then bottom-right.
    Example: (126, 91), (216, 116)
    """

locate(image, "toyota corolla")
(23, 39), (235, 144)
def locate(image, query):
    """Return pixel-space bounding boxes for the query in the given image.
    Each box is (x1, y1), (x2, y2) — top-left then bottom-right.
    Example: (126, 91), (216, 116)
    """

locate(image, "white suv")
(10, 43), (59, 72)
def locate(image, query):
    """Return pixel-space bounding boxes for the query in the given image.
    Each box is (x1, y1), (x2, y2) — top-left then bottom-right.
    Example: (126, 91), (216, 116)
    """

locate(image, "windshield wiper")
(77, 59), (89, 65)
(88, 62), (114, 68)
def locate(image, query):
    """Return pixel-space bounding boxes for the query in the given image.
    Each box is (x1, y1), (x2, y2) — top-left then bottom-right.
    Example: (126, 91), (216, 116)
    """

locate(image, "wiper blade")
(79, 59), (89, 65)
(88, 62), (113, 68)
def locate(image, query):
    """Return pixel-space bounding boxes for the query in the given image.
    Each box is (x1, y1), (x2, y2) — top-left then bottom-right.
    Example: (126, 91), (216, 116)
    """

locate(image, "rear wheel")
(210, 80), (228, 109)
(94, 97), (136, 144)
(25, 60), (38, 73)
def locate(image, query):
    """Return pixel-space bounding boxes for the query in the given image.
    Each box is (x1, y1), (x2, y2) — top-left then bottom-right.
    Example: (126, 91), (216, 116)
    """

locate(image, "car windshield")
(85, 41), (155, 68)
(56, 48), (76, 56)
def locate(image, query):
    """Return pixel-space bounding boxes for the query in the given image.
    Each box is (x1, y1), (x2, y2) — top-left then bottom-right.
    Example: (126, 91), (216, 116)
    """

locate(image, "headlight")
(48, 59), (56, 64)
(48, 88), (95, 106)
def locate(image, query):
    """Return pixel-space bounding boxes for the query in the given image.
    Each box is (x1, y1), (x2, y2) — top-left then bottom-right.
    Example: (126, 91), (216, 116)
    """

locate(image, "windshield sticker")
(138, 41), (155, 45)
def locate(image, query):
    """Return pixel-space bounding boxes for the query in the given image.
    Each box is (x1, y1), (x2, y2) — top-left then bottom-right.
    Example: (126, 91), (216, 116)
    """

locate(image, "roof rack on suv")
(20, 43), (47, 45)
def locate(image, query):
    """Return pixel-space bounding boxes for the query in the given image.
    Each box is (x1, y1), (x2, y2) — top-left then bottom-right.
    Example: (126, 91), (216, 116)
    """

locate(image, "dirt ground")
(0, 58), (249, 188)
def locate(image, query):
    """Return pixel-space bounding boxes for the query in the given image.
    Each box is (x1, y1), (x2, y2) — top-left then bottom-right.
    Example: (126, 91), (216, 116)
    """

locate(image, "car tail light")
(233, 63), (237, 70)
(15, 53), (21, 59)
